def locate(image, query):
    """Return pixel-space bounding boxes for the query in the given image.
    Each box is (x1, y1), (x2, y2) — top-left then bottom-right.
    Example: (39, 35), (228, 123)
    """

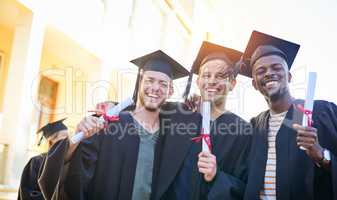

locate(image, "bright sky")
(202, 0), (337, 119)
(212, 0), (337, 101)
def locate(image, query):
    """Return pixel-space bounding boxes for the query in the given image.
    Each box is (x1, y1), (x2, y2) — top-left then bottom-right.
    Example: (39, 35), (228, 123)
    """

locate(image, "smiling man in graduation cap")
(37, 50), (194, 200)
(156, 41), (252, 200)
(241, 31), (337, 200)
(18, 118), (68, 200)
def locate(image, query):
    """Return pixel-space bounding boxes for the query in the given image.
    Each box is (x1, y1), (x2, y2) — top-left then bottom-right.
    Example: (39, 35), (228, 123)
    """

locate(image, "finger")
(98, 122), (105, 129)
(297, 142), (313, 149)
(198, 161), (213, 169)
(82, 119), (97, 134)
(91, 116), (105, 129)
(198, 157), (216, 165)
(198, 152), (205, 157)
(198, 167), (212, 175)
(296, 136), (316, 145)
(198, 160), (216, 167)
(90, 117), (104, 129)
(297, 131), (317, 139)
(199, 151), (212, 157)
(77, 123), (89, 134)
(85, 118), (98, 131)
(199, 152), (216, 161)
(198, 160), (215, 167)
(293, 124), (317, 132)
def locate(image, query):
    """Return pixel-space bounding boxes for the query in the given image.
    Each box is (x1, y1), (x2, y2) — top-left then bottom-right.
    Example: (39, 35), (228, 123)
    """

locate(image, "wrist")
(316, 148), (331, 169)
(309, 145), (324, 163)
(208, 168), (218, 183)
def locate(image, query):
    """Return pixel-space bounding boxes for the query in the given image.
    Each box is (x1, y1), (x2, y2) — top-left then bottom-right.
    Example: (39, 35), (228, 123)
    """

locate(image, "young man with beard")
(241, 31), (337, 200)
(37, 50), (195, 200)
(18, 118), (68, 200)
(156, 41), (252, 200)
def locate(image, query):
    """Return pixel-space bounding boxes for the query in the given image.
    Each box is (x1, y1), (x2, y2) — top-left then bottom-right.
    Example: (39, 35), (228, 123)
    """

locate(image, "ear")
(229, 78), (237, 91)
(48, 139), (53, 148)
(196, 76), (202, 90)
(288, 72), (292, 83)
(168, 81), (174, 97)
(252, 78), (258, 90)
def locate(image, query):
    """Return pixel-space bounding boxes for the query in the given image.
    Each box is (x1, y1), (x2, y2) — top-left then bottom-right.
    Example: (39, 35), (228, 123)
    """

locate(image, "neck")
(132, 105), (160, 131)
(268, 92), (293, 114)
(203, 97), (227, 120)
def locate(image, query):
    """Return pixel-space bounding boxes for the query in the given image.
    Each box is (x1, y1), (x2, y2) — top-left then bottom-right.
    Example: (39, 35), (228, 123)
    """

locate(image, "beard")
(202, 87), (228, 105)
(264, 84), (289, 102)
(204, 93), (225, 105)
(138, 93), (166, 112)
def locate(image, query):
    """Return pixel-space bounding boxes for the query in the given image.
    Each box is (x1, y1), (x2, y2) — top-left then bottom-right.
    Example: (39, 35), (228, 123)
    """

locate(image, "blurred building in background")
(0, 0), (229, 198)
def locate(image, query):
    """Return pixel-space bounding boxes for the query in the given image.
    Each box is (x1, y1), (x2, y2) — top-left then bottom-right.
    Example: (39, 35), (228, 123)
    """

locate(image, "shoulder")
(30, 154), (45, 164)
(22, 154), (44, 172)
(250, 110), (270, 126)
(161, 102), (201, 120)
(222, 112), (249, 124)
(218, 112), (253, 138)
(314, 100), (337, 111)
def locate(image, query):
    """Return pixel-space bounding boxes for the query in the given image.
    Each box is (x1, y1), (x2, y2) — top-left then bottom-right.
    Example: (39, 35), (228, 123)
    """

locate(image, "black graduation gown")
(244, 100), (337, 200)
(18, 153), (46, 200)
(156, 105), (252, 200)
(38, 111), (173, 200)
(38, 139), (69, 200)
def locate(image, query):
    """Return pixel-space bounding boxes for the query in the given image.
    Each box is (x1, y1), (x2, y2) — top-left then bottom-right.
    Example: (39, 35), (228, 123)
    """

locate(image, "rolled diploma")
(300, 72), (317, 150)
(70, 97), (134, 144)
(202, 101), (211, 152)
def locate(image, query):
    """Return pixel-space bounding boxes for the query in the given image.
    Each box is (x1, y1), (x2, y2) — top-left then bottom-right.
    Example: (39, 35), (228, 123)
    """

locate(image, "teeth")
(207, 89), (217, 92)
(148, 94), (159, 98)
(265, 81), (278, 87)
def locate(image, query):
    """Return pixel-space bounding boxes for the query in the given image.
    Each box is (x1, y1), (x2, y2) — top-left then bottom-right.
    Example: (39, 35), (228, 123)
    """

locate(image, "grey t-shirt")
(131, 119), (159, 200)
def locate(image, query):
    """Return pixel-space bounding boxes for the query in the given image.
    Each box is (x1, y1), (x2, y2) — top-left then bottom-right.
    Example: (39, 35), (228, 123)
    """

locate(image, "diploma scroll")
(202, 101), (211, 152)
(300, 72), (317, 150)
(70, 97), (134, 144)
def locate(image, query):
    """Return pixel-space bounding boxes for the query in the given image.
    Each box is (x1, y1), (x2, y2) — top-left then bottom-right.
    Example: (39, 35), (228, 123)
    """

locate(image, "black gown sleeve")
(314, 101), (337, 199)
(18, 155), (44, 200)
(63, 134), (101, 199)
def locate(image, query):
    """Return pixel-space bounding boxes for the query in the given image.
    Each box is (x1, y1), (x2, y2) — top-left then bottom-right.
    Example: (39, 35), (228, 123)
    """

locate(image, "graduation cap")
(241, 30), (300, 77)
(183, 41), (243, 99)
(37, 118), (68, 145)
(130, 50), (189, 105)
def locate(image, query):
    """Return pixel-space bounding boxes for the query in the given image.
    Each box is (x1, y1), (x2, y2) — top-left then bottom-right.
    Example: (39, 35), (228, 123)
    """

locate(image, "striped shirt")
(260, 111), (287, 200)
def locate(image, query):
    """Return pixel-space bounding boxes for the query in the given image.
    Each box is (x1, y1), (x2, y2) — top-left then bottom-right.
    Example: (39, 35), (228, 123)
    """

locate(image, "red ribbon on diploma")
(102, 113), (120, 122)
(296, 104), (313, 127)
(191, 129), (212, 151)
(88, 110), (120, 123)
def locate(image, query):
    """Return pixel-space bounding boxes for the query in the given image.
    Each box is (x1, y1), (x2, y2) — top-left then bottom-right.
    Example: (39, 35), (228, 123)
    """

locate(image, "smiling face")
(197, 59), (236, 104)
(252, 55), (292, 101)
(138, 70), (173, 112)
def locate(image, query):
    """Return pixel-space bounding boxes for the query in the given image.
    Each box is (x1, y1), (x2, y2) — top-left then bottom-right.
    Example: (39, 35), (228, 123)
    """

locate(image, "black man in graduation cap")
(18, 118), (68, 200)
(38, 50), (199, 200)
(241, 31), (337, 200)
